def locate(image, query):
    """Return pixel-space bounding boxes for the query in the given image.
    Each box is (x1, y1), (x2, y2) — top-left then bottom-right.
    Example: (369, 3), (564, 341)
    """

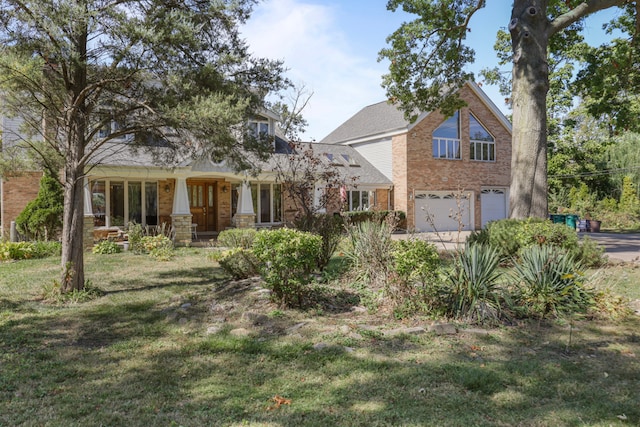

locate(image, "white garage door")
(481, 188), (507, 227)
(414, 192), (472, 232)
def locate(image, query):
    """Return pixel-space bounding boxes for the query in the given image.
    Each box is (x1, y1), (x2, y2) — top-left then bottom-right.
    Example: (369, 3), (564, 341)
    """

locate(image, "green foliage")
(126, 222), (145, 254)
(445, 244), (503, 324)
(41, 280), (103, 305)
(92, 240), (122, 255)
(344, 220), (395, 292)
(216, 228), (257, 249)
(15, 173), (63, 241)
(0, 240), (61, 260)
(392, 238), (440, 284)
(140, 235), (174, 261)
(618, 175), (640, 216)
(293, 213), (344, 269)
(342, 210), (406, 225)
(211, 248), (259, 280)
(511, 246), (595, 319)
(252, 228), (322, 307)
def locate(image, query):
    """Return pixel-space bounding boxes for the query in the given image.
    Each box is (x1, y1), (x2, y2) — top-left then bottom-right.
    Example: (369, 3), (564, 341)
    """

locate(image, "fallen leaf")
(267, 395), (292, 411)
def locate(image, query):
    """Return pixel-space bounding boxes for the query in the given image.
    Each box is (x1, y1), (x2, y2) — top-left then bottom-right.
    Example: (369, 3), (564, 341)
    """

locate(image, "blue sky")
(243, 1), (624, 141)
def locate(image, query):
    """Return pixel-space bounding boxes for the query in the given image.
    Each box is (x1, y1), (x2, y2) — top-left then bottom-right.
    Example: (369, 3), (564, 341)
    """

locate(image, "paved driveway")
(392, 230), (640, 262)
(582, 232), (640, 262)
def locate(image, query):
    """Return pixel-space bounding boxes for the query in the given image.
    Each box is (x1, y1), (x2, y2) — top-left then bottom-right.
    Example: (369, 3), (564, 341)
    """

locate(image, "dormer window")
(249, 120), (269, 137)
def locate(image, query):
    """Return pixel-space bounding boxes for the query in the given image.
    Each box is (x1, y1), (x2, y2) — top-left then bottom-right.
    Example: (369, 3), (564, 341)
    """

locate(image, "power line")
(549, 165), (640, 179)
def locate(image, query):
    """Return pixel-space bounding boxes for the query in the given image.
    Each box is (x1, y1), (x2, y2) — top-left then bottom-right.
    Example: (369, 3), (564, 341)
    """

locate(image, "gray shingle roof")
(320, 100), (411, 144)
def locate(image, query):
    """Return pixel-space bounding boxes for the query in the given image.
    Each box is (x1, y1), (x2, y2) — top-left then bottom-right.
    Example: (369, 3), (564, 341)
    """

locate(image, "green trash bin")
(550, 214), (566, 224)
(565, 214), (579, 229)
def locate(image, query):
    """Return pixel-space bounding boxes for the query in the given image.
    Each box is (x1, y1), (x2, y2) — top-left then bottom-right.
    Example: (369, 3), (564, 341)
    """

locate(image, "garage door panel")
(481, 189), (507, 227)
(415, 192), (472, 232)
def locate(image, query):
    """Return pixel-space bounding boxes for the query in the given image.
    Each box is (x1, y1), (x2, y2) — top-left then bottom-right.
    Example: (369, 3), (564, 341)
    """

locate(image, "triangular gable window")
(469, 113), (495, 162)
(432, 111), (460, 160)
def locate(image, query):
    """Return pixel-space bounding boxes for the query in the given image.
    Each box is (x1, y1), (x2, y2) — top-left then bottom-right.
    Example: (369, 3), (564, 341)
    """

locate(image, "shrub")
(0, 241), (62, 261)
(392, 238), (440, 284)
(92, 240), (121, 254)
(212, 248), (259, 279)
(342, 210), (406, 227)
(140, 234), (174, 260)
(15, 173), (63, 241)
(293, 213), (344, 269)
(511, 245), (595, 319)
(344, 220), (395, 292)
(126, 222), (145, 254)
(30, 241), (62, 258)
(445, 243), (503, 324)
(252, 228), (322, 307)
(390, 238), (443, 319)
(217, 228), (257, 249)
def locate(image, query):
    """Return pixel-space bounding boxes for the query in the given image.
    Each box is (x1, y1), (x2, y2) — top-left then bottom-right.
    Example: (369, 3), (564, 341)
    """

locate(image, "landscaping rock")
(242, 312), (269, 325)
(428, 323), (458, 335)
(629, 300), (640, 316)
(180, 302), (192, 309)
(286, 323), (306, 334)
(206, 325), (224, 335)
(313, 342), (329, 351)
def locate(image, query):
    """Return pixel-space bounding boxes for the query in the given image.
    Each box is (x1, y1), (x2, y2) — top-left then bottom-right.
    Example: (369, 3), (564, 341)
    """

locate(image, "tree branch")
(547, 0), (627, 37)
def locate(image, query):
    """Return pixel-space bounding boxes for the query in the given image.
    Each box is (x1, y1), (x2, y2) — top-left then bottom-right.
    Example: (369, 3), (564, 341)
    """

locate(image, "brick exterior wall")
(1, 172), (43, 238)
(395, 85), (512, 230)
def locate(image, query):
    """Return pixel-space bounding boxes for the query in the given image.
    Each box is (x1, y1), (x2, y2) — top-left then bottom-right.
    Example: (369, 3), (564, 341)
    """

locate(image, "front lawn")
(1, 249), (639, 426)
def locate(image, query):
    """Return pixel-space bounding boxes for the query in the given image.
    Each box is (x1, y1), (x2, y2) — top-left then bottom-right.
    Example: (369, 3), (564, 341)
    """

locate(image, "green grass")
(1, 249), (639, 426)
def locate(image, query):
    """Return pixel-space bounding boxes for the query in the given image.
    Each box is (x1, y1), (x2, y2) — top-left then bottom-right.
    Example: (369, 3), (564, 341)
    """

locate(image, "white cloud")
(243, 0), (389, 141)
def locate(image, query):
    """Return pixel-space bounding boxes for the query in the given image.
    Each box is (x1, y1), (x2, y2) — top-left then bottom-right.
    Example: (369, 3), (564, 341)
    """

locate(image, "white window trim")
(91, 179), (158, 228)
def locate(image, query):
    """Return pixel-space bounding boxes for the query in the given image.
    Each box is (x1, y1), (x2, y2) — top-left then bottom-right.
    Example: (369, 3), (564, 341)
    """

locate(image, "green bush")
(212, 248), (260, 279)
(483, 218), (604, 266)
(30, 241), (62, 258)
(0, 241), (62, 261)
(445, 243), (503, 324)
(511, 245), (595, 319)
(344, 220), (395, 291)
(126, 222), (145, 254)
(217, 228), (257, 249)
(392, 238), (440, 284)
(293, 213), (344, 269)
(15, 173), (63, 241)
(140, 234), (174, 260)
(342, 210), (406, 226)
(92, 240), (121, 254)
(390, 238), (443, 319)
(252, 228), (322, 307)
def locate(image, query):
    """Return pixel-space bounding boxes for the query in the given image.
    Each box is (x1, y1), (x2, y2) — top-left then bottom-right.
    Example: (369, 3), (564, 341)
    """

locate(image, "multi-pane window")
(90, 180), (158, 227)
(432, 111), (461, 160)
(232, 183), (282, 224)
(248, 121), (269, 137)
(346, 190), (376, 211)
(469, 113), (495, 162)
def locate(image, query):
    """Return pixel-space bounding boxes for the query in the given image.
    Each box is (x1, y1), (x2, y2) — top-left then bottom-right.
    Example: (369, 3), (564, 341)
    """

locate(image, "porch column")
(83, 177), (94, 251)
(232, 180), (255, 229)
(171, 177), (193, 246)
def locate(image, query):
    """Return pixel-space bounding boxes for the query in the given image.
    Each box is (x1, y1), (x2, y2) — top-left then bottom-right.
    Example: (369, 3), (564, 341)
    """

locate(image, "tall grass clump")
(344, 220), (394, 290)
(445, 243), (504, 324)
(252, 228), (322, 307)
(511, 245), (595, 319)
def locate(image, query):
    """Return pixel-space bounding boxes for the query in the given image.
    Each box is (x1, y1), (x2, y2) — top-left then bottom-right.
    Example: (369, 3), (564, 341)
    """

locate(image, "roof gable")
(320, 81), (511, 145)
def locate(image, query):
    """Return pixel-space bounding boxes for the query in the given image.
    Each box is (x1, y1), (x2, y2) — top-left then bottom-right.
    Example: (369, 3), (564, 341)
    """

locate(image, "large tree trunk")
(60, 160), (86, 292)
(509, 1), (550, 219)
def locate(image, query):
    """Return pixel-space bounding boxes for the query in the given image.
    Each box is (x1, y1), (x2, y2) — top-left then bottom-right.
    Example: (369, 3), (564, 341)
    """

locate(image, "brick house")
(0, 110), (392, 244)
(321, 81), (512, 232)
